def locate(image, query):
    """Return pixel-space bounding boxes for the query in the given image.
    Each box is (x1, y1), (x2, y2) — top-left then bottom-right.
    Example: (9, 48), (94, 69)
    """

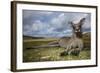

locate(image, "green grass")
(23, 47), (91, 62)
(23, 38), (91, 62)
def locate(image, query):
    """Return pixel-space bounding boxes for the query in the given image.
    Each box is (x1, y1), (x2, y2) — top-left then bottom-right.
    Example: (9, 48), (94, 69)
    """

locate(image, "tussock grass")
(23, 39), (91, 62)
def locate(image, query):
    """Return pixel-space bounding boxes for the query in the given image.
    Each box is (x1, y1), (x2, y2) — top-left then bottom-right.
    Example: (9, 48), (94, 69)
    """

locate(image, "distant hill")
(83, 32), (91, 37)
(23, 35), (44, 39)
(82, 32), (91, 49)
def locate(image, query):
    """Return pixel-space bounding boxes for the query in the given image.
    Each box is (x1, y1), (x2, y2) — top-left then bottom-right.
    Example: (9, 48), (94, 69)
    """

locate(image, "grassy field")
(23, 37), (91, 62)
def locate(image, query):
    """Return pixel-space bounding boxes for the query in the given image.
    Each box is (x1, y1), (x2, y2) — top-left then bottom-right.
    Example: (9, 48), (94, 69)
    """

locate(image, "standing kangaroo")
(27, 18), (85, 56)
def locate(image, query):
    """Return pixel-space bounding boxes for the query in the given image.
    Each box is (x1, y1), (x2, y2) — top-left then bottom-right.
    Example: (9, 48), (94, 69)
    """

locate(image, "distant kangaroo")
(27, 18), (85, 56)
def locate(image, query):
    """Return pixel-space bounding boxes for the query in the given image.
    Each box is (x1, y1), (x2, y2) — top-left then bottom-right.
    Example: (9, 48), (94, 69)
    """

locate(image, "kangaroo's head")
(69, 18), (85, 38)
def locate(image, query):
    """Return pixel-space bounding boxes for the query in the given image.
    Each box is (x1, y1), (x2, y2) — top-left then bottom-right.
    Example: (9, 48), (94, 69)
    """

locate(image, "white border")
(17, 3), (96, 69)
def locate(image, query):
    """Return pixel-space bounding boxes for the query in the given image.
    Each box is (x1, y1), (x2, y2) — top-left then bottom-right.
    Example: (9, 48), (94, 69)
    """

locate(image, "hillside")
(23, 35), (44, 39)
(82, 32), (91, 49)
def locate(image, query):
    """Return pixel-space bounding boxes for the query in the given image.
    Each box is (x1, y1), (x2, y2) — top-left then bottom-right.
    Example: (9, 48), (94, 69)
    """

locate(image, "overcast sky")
(23, 10), (91, 37)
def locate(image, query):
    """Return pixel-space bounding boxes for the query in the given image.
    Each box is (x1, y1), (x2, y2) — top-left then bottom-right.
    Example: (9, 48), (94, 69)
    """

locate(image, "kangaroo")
(27, 18), (85, 56)
(60, 18), (85, 56)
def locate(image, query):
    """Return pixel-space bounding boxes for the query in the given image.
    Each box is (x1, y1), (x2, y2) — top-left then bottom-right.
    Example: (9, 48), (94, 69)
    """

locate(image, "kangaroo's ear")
(79, 18), (85, 25)
(68, 21), (74, 26)
(68, 21), (75, 28)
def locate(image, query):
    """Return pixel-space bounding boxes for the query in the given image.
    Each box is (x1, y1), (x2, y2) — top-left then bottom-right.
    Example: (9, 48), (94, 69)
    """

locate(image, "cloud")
(23, 10), (53, 19)
(51, 13), (68, 28)
(23, 20), (50, 35)
(31, 20), (47, 31)
(23, 10), (91, 37)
